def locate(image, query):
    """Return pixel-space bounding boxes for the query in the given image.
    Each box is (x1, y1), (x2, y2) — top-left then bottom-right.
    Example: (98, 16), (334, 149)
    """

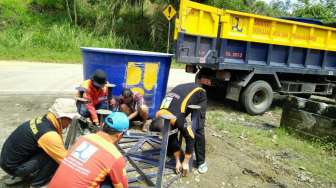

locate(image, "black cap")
(91, 69), (107, 88)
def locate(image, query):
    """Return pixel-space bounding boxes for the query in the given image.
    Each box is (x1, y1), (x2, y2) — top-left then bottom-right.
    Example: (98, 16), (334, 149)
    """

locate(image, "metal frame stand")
(120, 105), (201, 188)
(156, 114), (175, 188)
(65, 87), (89, 148)
(106, 83), (116, 111)
(118, 114), (177, 188)
(188, 105), (201, 172)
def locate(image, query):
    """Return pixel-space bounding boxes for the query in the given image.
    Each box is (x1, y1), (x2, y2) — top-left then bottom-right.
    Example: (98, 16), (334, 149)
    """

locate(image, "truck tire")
(241, 80), (273, 115)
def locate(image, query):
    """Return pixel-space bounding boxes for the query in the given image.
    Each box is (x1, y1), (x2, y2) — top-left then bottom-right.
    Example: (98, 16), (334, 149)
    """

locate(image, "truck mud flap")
(226, 83), (242, 101)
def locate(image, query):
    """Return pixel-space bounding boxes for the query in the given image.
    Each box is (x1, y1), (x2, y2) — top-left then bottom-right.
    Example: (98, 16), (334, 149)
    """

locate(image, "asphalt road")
(0, 61), (194, 95)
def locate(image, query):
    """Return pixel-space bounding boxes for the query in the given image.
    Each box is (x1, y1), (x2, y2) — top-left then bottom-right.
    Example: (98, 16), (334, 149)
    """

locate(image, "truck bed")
(175, 0), (336, 76)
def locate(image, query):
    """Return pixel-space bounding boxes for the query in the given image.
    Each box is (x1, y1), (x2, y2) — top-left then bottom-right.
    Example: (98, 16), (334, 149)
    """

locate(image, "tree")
(65, 0), (72, 22)
(269, 0), (291, 16)
(293, 0), (336, 22)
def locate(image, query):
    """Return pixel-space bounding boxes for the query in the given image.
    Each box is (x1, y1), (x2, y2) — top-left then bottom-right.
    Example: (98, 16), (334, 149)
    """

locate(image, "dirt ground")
(0, 95), (333, 188)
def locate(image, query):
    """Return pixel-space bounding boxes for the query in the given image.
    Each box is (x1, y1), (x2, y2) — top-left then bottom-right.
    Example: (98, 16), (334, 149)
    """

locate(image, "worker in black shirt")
(150, 83), (208, 176)
(0, 98), (78, 187)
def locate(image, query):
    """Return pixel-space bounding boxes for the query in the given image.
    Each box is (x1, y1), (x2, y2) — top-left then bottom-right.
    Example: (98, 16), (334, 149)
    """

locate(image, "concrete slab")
(0, 61), (194, 95)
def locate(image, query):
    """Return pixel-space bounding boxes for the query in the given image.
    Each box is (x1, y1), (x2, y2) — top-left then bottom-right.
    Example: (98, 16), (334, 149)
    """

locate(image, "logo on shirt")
(71, 141), (98, 163)
(160, 96), (173, 109)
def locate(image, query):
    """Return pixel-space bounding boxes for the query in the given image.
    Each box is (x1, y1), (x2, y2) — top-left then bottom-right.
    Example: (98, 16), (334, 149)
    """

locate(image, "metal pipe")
(156, 114), (176, 188)
(116, 144), (156, 186)
(106, 83), (116, 111)
(187, 105), (201, 173)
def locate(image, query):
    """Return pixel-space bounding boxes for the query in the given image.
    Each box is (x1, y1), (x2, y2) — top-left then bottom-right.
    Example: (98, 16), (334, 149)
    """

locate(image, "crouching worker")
(0, 98), (78, 187)
(77, 69), (111, 125)
(48, 112), (129, 188)
(111, 88), (149, 131)
(150, 83), (208, 176)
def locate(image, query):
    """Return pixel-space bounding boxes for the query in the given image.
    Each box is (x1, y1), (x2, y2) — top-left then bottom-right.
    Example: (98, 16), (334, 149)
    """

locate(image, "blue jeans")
(77, 101), (108, 118)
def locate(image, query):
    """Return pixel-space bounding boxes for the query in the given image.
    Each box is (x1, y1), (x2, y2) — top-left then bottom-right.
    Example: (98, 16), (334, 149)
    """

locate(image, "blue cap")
(104, 112), (129, 132)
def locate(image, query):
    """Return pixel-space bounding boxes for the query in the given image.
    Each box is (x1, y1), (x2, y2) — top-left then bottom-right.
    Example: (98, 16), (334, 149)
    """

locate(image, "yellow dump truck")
(174, 0), (336, 115)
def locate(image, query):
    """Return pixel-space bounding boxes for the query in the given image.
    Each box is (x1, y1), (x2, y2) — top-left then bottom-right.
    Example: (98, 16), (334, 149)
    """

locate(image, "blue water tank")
(81, 47), (173, 118)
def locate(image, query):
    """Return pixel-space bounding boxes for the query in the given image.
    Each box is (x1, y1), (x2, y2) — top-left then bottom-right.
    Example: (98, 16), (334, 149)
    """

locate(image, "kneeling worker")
(150, 83), (208, 175)
(49, 112), (129, 188)
(0, 98), (78, 186)
(112, 88), (149, 131)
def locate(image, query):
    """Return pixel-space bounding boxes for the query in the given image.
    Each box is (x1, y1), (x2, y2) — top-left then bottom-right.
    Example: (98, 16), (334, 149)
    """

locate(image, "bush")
(30, 0), (64, 10)
(0, 23), (132, 62)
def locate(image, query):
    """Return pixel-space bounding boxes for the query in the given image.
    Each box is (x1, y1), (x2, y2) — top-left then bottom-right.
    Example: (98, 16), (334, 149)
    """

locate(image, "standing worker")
(0, 98), (78, 187)
(48, 112), (129, 188)
(111, 88), (149, 131)
(77, 69), (112, 125)
(150, 83), (208, 175)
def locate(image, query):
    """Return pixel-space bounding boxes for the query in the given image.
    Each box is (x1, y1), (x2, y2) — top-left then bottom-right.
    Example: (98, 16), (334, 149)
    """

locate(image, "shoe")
(4, 176), (24, 185)
(198, 162), (208, 174)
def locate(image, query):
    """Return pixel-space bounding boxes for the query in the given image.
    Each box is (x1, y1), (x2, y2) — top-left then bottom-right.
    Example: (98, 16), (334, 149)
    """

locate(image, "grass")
(0, 24), (132, 63)
(0, 0), (125, 63)
(206, 106), (336, 183)
(0, 0), (184, 68)
(0, 22), (183, 67)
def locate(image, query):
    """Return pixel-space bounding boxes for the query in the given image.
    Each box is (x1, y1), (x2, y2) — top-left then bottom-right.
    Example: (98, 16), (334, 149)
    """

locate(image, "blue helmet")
(104, 112), (129, 132)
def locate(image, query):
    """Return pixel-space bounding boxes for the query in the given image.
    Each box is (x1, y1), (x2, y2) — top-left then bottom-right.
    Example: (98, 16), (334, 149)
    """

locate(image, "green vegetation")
(0, 0), (167, 63)
(0, 0), (335, 64)
(207, 105), (336, 182)
(209, 0), (336, 23)
(0, 24), (131, 62)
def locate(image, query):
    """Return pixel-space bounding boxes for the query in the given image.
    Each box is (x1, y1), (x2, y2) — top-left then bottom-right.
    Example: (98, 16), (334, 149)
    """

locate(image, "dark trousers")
(77, 101), (108, 118)
(168, 99), (207, 167)
(100, 177), (114, 188)
(0, 152), (58, 186)
(194, 100), (206, 166)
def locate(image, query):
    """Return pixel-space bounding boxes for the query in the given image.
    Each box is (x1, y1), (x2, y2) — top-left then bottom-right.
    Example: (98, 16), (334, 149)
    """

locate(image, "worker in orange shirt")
(77, 69), (112, 125)
(0, 98), (78, 187)
(48, 112), (129, 188)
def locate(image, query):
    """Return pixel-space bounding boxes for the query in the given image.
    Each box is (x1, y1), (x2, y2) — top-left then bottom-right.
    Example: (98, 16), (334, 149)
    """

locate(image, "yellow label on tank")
(125, 62), (160, 108)
(144, 63), (159, 91)
(126, 63), (142, 85)
(131, 87), (144, 96)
